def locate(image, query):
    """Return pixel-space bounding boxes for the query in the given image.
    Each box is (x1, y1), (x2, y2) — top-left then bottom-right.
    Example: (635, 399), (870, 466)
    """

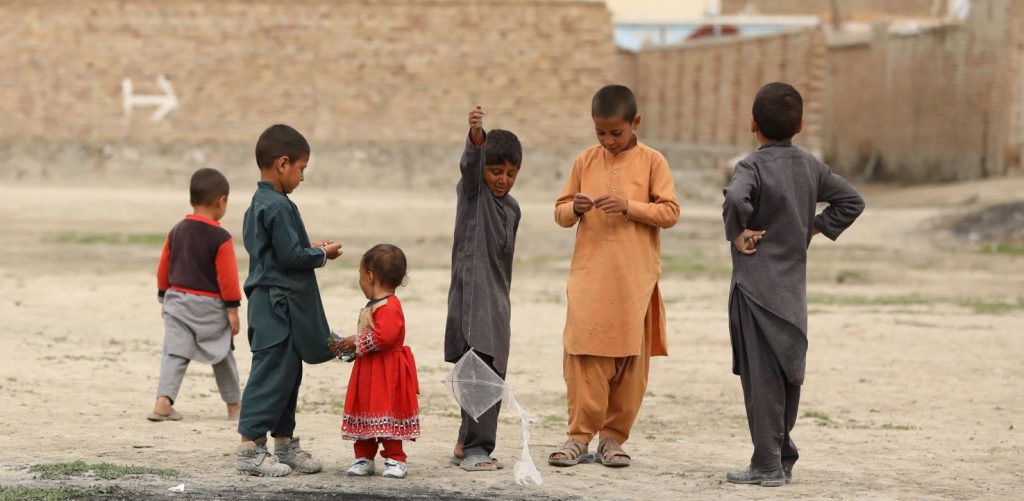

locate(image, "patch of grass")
(809, 294), (1024, 315)
(542, 414), (564, 425)
(661, 253), (732, 277)
(835, 269), (869, 284)
(28, 460), (178, 480)
(978, 243), (1024, 256)
(48, 232), (167, 246)
(808, 294), (934, 308)
(959, 298), (1024, 315)
(0, 485), (126, 501)
(803, 411), (832, 425)
(881, 423), (916, 431)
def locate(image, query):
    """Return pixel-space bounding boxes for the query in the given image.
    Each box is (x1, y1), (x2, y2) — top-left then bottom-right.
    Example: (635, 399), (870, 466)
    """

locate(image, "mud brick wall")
(629, 27), (826, 164)
(0, 0), (618, 187)
(824, 0), (1024, 181)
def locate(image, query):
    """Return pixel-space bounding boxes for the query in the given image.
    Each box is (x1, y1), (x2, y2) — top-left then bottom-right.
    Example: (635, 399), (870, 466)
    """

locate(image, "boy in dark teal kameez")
(235, 124), (344, 477)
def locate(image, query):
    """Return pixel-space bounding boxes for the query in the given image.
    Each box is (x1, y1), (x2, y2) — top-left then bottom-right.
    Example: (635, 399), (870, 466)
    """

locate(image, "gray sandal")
(146, 409), (183, 422)
(460, 454), (499, 471)
(548, 438), (588, 467)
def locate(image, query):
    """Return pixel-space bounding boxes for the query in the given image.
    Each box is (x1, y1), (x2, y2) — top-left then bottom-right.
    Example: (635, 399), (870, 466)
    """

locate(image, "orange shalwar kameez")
(554, 141), (680, 444)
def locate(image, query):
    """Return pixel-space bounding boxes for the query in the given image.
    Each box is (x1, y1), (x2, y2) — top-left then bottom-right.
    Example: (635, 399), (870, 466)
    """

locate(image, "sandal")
(597, 437), (631, 467)
(450, 455), (503, 468)
(146, 409), (183, 422)
(460, 454), (499, 472)
(548, 438), (588, 467)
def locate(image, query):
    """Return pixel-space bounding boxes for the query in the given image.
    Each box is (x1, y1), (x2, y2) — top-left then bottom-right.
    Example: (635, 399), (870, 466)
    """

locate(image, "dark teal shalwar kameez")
(238, 181), (334, 440)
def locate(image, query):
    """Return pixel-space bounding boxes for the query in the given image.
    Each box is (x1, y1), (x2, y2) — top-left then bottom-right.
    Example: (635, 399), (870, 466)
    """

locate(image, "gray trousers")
(457, 351), (504, 458)
(731, 288), (800, 471)
(157, 351), (240, 405)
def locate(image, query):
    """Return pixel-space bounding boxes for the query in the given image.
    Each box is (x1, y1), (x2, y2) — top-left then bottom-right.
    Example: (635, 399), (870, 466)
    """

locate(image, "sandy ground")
(0, 176), (1022, 500)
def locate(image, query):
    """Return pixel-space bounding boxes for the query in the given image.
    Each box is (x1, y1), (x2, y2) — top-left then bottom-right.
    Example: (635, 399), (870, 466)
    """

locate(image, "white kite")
(443, 350), (543, 485)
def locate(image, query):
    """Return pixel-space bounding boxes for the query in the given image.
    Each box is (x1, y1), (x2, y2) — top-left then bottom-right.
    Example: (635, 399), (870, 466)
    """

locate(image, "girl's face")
(357, 265), (374, 300)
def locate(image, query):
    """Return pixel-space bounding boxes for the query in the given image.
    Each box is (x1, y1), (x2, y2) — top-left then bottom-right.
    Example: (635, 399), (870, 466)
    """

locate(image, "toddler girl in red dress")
(332, 244), (419, 479)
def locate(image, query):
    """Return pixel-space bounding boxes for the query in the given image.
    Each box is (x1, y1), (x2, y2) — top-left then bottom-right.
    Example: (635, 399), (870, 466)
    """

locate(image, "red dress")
(342, 295), (420, 441)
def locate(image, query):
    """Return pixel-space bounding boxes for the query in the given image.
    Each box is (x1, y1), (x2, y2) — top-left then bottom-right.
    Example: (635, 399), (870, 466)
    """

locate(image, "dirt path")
(0, 179), (1021, 500)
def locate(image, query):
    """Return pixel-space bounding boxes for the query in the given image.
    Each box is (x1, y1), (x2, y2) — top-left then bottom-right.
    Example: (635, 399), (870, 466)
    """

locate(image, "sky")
(603, 0), (720, 21)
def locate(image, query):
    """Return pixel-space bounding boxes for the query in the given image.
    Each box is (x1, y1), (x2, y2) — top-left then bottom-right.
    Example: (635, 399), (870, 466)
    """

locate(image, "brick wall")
(722, 0), (941, 18)
(0, 0), (617, 187)
(824, 0), (1024, 182)
(630, 28), (826, 166)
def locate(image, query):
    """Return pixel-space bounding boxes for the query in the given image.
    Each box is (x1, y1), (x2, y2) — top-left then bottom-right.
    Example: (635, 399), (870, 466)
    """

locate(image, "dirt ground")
(0, 175), (1021, 500)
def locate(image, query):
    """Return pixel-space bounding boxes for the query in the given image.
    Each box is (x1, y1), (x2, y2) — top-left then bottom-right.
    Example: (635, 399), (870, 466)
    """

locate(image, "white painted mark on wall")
(122, 75), (177, 122)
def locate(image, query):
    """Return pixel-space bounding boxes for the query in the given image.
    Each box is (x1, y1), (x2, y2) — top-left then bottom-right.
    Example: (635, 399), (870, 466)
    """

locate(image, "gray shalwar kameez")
(157, 289), (240, 404)
(723, 141), (865, 471)
(444, 133), (521, 458)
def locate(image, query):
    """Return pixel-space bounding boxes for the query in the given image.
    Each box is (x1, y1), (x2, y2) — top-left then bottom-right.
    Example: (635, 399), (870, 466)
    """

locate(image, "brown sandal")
(597, 437), (631, 467)
(548, 438), (588, 467)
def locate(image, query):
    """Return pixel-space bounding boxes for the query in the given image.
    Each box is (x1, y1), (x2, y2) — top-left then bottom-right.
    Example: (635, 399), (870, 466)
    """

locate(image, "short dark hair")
(484, 129), (522, 168)
(189, 168), (229, 206)
(752, 82), (803, 141)
(255, 124), (310, 169)
(592, 84), (638, 121)
(361, 244), (408, 289)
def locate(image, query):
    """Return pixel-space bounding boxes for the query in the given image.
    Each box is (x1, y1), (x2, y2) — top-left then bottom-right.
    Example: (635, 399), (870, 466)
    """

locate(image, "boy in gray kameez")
(234, 124), (344, 477)
(723, 83), (865, 487)
(444, 106), (522, 471)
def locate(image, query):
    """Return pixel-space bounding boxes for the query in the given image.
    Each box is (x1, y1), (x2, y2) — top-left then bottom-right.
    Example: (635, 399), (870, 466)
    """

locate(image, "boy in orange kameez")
(549, 85), (680, 468)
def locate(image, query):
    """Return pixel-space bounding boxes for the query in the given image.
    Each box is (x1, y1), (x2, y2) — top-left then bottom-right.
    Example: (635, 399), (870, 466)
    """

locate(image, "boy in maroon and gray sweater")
(148, 168), (243, 422)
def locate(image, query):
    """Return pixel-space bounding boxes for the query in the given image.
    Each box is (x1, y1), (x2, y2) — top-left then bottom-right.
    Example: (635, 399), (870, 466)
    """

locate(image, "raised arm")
(813, 164), (865, 241)
(353, 303), (405, 356)
(268, 205), (329, 270)
(459, 106), (487, 194)
(722, 161), (759, 242)
(625, 154), (680, 229)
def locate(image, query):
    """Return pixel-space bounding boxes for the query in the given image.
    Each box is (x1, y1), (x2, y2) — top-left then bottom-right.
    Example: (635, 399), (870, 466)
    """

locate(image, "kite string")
(507, 390), (544, 485)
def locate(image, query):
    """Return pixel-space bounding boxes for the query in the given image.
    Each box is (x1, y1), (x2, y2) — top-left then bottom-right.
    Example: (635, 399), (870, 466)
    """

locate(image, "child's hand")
(323, 242), (343, 260)
(341, 335), (357, 354)
(733, 229), (766, 255)
(594, 193), (628, 214)
(227, 308), (240, 336)
(573, 193), (595, 215)
(468, 105), (485, 145)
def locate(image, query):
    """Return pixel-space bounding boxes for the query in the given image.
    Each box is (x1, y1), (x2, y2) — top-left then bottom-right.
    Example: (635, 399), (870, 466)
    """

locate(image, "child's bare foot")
(453, 442), (464, 459)
(227, 402), (240, 420)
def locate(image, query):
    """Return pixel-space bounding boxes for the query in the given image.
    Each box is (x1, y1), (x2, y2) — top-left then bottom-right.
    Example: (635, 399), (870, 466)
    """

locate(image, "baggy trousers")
(563, 306), (653, 445)
(731, 287), (801, 471)
(237, 337), (303, 440)
(457, 351), (505, 458)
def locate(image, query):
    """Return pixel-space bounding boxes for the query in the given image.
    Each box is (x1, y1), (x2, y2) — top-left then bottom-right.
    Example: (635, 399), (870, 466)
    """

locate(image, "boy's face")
(593, 114), (641, 155)
(484, 162), (519, 198)
(278, 155), (309, 194)
(357, 265), (374, 300)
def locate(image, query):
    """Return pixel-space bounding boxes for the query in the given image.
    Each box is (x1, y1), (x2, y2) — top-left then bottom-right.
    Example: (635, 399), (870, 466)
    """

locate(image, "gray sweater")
(723, 141), (865, 336)
(444, 134), (521, 374)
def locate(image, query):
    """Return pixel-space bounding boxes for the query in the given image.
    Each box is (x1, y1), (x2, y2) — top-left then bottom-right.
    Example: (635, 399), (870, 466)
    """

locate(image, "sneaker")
(347, 458), (375, 477)
(236, 441), (292, 477)
(382, 458), (407, 479)
(275, 437), (323, 474)
(726, 466), (786, 487)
